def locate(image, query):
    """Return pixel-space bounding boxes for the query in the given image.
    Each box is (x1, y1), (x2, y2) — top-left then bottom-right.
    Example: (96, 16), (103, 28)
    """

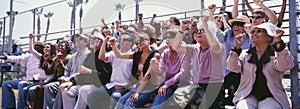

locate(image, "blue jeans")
(1, 80), (30, 109)
(115, 90), (153, 109)
(151, 87), (176, 109)
(87, 85), (128, 109)
(24, 80), (39, 102)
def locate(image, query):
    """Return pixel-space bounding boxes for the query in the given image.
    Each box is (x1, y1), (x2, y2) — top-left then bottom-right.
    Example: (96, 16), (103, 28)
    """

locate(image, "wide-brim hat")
(228, 15), (251, 25)
(92, 32), (105, 40)
(33, 41), (45, 47)
(253, 22), (277, 37)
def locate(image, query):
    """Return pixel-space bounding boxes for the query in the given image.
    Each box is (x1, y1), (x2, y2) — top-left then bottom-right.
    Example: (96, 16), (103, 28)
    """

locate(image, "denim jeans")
(24, 81), (39, 102)
(151, 87), (176, 109)
(2, 80), (30, 109)
(115, 90), (153, 109)
(87, 85), (128, 109)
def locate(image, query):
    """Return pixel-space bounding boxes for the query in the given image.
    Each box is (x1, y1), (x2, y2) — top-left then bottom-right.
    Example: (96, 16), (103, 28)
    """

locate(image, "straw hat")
(228, 15), (251, 25)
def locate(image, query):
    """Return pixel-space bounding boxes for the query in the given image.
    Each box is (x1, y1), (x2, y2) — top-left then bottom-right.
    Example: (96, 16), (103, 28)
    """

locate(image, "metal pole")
(8, 0), (13, 54)
(0, 20), (2, 55)
(289, 0), (299, 108)
(2, 18), (5, 55)
(32, 9), (36, 34)
(73, 0), (76, 35)
(135, 0), (139, 24)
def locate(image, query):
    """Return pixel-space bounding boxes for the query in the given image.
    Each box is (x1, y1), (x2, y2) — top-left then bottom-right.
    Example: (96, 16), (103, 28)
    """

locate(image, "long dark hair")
(40, 43), (56, 69)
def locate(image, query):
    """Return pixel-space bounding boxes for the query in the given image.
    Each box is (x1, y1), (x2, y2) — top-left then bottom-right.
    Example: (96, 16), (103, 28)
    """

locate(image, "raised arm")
(232, 0), (240, 19)
(254, 0), (277, 24)
(244, 0), (254, 12)
(109, 37), (133, 59)
(29, 33), (42, 58)
(206, 4), (223, 54)
(277, 0), (287, 27)
(150, 14), (157, 25)
(98, 37), (109, 61)
(171, 20), (189, 53)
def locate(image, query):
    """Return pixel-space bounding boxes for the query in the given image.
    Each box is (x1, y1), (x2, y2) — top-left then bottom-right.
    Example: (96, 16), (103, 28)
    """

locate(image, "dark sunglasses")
(195, 29), (205, 34)
(250, 16), (264, 19)
(231, 22), (245, 27)
(250, 29), (264, 34)
(165, 35), (175, 39)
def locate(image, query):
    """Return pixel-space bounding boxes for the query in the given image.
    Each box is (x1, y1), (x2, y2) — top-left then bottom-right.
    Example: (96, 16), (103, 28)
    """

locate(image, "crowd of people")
(0, 0), (294, 109)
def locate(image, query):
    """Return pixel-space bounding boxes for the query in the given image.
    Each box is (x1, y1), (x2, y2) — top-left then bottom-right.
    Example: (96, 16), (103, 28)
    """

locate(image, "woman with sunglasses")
(172, 4), (225, 109)
(110, 33), (161, 108)
(149, 29), (187, 109)
(227, 23), (294, 109)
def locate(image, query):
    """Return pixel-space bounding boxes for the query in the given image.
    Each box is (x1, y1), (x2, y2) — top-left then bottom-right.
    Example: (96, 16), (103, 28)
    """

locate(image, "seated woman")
(151, 29), (186, 109)
(227, 23), (294, 109)
(112, 33), (161, 109)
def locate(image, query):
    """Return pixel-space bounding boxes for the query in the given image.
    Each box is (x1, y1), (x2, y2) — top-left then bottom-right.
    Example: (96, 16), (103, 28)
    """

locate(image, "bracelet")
(178, 30), (184, 34)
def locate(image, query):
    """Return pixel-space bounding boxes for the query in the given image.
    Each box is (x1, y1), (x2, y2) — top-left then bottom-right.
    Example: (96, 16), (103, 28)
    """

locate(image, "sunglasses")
(250, 16), (264, 19)
(231, 22), (245, 27)
(195, 29), (205, 34)
(121, 38), (132, 42)
(165, 35), (175, 39)
(250, 29), (264, 34)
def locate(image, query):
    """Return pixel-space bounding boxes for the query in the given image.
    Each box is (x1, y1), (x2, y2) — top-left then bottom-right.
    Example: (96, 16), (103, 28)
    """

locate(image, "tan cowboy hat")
(228, 15), (251, 25)
(33, 41), (45, 47)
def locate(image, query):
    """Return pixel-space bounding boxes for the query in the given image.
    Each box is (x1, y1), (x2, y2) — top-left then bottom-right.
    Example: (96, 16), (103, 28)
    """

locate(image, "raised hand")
(180, 20), (190, 31)
(235, 33), (245, 47)
(273, 28), (284, 42)
(29, 33), (34, 39)
(208, 4), (216, 14)
(254, 0), (264, 7)
(108, 37), (117, 46)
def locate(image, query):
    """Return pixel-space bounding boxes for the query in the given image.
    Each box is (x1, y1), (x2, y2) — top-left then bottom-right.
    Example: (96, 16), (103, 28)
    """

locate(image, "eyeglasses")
(250, 16), (264, 19)
(250, 29), (264, 34)
(231, 22), (245, 27)
(44, 46), (50, 48)
(195, 29), (205, 34)
(165, 35), (175, 39)
(121, 38), (132, 42)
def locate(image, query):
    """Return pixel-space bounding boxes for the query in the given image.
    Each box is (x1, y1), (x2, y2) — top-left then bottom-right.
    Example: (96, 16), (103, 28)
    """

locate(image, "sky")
(0, 0), (287, 51)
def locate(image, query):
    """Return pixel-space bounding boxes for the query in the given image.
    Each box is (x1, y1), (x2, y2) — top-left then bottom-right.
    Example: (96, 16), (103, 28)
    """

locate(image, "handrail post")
(289, 0), (299, 108)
